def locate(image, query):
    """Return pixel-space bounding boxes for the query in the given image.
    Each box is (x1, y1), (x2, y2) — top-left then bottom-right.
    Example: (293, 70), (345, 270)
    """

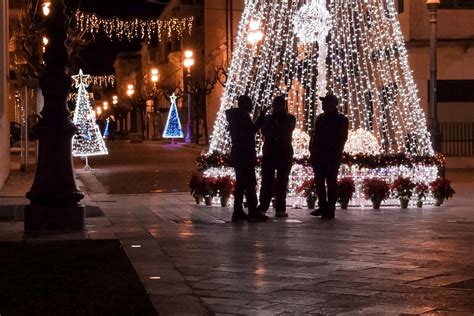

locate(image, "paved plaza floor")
(0, 170), (473, 315)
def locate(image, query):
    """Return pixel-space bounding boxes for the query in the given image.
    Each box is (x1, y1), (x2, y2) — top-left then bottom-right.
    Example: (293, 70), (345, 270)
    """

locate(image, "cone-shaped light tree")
(72, 69), (108, 158)
(162, 93), (184, 139)
(202, 0), (441, 203)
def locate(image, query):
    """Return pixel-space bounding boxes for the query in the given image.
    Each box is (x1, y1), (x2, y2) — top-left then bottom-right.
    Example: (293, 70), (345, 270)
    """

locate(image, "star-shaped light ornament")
(72, 69), (91, 88)
(170, 93), (177, 104)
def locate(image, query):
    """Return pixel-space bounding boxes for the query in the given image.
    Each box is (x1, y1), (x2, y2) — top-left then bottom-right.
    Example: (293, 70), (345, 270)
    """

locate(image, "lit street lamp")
(42, 1), (51, 16)
(148, 68), (159, 140)
(151, 68), (159, 84)
(126, 84), (135, 97)
(112, 95), (118, 105)
(426, 0), (442, 155)
(42, 36), (48, 53)
(183, 50), (194, 144)
(103, 101), (109, 111)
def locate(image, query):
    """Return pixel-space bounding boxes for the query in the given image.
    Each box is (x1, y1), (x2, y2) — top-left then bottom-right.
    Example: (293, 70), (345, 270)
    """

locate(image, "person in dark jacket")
(309, 94), (349, 219)
(257, 96), (296, 218)
(226, 95), (268, 222)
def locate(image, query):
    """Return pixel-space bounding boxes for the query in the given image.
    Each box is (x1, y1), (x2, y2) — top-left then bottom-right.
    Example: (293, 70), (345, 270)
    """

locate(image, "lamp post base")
(24, 205), (86, 234)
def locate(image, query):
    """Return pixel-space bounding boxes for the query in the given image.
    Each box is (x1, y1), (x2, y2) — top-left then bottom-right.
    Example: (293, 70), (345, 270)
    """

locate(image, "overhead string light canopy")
(75, 9), (194, 42)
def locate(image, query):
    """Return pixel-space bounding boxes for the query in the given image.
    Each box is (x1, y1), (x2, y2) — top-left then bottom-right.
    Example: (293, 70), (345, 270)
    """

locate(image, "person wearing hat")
(226, 95), (269, 222)
(309, 93), (349, 219)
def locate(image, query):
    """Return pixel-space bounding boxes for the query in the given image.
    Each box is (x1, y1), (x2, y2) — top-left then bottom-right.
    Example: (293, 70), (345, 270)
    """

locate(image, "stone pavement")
(0, 170), (473, 315)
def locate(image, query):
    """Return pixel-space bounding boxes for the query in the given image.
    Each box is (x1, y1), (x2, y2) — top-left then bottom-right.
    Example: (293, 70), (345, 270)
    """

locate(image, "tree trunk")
(203, 103), (209, 145)
(194, 100), (199, 144)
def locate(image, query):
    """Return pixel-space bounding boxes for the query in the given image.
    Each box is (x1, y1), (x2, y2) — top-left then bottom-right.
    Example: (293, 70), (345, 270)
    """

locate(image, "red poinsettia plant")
(189, 172), (205, 197)
(429, 178), (455, 201)
(204, 177), (219, 197)
(214, 176), (235, 198)
(296, 178), (317, 200)
(337, 177), (355, 202)
(391, 176), (416, 200)
(363, 178), (390, 202)
(414, 183), (429, 201)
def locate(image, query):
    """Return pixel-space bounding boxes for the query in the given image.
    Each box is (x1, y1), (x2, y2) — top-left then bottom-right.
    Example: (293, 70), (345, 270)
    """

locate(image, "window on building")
(439, 0), (474, 9)
(430, 80), (474, 102)
(397, 0), (404, 14)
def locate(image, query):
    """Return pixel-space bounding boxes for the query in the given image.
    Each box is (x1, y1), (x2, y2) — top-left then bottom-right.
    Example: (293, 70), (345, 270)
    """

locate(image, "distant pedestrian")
(309, 94), (349, 219)
(226, 95), (268, 222)
(257, 96), (296, 218)
(108, 115), (117, 141)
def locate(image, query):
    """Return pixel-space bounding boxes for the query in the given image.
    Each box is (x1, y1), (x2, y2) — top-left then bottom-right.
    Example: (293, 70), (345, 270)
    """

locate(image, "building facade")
(0, 0), (10, 189)
(398, 0), (474, 165)
(140, 0), (241, 143)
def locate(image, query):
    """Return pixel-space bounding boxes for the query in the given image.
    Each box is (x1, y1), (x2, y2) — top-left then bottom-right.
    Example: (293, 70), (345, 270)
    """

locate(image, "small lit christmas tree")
(162, 93), (184, 140)
(72, 69), (108, 169)
(103, 117), (110, 139)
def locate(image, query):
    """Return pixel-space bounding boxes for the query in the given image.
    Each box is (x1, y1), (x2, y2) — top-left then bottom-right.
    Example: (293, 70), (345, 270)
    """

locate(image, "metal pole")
(427, 0), (441, 153)
(20, 88), (27, 170)
(185, 71), (192, 144)
(23, 86), (29, 170)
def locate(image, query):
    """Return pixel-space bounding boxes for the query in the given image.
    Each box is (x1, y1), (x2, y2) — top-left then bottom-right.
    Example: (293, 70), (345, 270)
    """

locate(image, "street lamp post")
(127, 84), (135, 97)
(150, 68), (159, 140)
(25, 0), (85, 232)
(427, 0), (442, 154)
(183, 50), (194, 144)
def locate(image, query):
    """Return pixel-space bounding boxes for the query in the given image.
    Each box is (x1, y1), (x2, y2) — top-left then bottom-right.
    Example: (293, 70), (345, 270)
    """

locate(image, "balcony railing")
(440, 122), (474, 157)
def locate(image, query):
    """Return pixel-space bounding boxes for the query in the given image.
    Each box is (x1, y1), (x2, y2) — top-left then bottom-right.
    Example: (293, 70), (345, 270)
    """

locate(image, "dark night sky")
(73, 0), (170, 75)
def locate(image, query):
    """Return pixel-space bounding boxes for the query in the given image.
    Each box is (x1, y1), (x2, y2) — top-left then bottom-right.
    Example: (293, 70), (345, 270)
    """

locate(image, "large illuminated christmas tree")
(72, 70), (108, 162)
(202, 0), (441, 204)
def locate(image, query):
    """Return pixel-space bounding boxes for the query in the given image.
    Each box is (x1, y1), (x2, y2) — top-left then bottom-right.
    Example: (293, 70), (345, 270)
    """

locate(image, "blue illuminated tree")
(162, 93), (184, 139)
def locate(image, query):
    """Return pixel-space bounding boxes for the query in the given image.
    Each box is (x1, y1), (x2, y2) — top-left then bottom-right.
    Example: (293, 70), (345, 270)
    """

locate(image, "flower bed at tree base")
(193, 152), (445, 208)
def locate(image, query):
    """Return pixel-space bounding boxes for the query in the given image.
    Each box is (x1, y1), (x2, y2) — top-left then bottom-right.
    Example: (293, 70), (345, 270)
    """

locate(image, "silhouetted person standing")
(258, 96), (296, 218)
(309, 94), (349, 219)
(226, 95), (268, 222)
(108, 115), (117, 141)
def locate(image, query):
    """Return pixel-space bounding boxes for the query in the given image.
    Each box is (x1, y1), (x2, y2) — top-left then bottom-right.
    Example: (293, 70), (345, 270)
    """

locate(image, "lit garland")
(75, 10), (194, 42)
(90, 75), (115, 88)
(197, 152), (445, 172)
(68, 92), (94, 101)
(198, 151), (444, 206)
(72, 69), (108, 157)
(162, 94), (184, 139)
(203, 0), (438, 206)
(69, 75), (115, 89)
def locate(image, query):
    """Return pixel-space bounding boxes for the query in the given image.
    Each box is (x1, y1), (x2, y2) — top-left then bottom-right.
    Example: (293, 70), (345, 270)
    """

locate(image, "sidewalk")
(0, 169), (473, 314)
